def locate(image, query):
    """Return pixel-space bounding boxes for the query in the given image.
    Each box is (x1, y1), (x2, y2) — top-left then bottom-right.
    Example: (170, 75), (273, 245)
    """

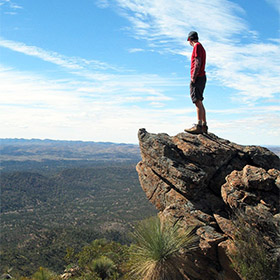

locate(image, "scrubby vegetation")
(230, 210), (280, 280)
(1, 217), (199, 280)
(0, 162), (156, 276)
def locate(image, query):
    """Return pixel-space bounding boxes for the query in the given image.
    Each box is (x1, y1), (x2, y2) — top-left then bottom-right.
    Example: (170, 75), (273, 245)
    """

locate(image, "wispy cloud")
(0, 38), (83, 70)
(115, 0), (247, 43)
(1, 63), (279, 144)
(207, 41), (280, 102)
(0, 64), (177, 108)
(112, 0), (280, 103)
(210, 112), (280, 145)
(0, 0), (23, 11)
(0, 36), (186, 107)
(128, 48), (145, 53)
(0, 38), (123, 72)
(0, 65), (191, 142)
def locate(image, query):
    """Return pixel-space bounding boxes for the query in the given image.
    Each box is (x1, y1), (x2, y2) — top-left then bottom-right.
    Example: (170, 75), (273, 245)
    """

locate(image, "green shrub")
(89, 256), (117, 280)
(67, 239), (129, 279)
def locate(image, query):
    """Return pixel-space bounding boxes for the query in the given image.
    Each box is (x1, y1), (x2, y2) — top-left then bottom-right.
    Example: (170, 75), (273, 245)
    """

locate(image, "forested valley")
(0, 139), (157, 276)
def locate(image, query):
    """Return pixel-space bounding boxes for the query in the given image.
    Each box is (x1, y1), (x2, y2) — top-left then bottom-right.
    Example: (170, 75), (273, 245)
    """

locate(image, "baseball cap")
(187, 31), (198, 41)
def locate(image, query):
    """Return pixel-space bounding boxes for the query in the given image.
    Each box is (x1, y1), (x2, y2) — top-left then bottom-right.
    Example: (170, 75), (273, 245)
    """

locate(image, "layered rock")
(136, 128), (279, 280)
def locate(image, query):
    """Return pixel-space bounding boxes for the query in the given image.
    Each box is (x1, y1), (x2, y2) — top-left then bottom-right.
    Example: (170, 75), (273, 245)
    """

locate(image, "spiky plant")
(128, 216), (198, 280)
(89, 256), (117, 280)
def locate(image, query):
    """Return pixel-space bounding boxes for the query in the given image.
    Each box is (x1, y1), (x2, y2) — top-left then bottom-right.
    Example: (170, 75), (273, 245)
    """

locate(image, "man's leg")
(185, 100), (207, 134)
(185, 76), (207, 134)
(195, 100), (207, 133)
(195, 100), (206, 123)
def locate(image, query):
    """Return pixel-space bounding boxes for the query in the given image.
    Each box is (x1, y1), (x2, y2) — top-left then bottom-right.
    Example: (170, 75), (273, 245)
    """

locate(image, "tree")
(127, 216), (198, 280)
(89, 256), (117, 280)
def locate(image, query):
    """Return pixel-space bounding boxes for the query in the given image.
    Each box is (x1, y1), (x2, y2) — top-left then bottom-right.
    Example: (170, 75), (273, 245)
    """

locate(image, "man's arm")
(191, 57), (201, 83)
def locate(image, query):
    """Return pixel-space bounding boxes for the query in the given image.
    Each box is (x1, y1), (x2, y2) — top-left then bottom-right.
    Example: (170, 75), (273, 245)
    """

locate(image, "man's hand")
(191, 77), (196, 83)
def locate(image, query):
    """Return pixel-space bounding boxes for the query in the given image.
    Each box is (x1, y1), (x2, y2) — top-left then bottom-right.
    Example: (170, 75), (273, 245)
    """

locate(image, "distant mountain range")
(0, 138), (141, 162)
(1, 138), (279, 162)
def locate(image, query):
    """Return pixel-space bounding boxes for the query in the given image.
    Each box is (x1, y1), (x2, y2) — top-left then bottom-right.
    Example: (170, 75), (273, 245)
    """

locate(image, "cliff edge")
(136, 128), (280, 280)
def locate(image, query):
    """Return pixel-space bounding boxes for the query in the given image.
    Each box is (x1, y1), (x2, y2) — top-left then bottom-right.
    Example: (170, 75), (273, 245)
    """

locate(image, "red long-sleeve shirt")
(191, 42), (206, 78)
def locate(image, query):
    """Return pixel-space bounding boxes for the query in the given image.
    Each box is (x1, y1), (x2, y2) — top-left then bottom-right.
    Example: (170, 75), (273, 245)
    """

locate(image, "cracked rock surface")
(136, 128), (279, 280)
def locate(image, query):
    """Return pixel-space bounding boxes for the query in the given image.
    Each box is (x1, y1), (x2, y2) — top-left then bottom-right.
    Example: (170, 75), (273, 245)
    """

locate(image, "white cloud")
(128, 48), (145, 53)
(112, 0), (280, 103)
(0, 38), (82, 70)
(207, 42), (280, 103)
(1, 64), (278, 145)
(1, 63), (278, 145)
(115, 0), (247, 43)
(0, 64), (189, 142)
(0, 38), (122, 73)
(0, 0), (22, 9)
(210, 112), (280, 145)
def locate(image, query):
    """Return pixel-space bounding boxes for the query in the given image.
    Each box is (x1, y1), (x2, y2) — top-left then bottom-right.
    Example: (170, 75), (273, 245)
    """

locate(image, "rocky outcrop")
(136, 129), (280, 280)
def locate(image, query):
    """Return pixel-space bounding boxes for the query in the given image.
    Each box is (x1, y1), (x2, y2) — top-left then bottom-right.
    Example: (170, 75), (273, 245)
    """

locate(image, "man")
(184, 31), (208, 134)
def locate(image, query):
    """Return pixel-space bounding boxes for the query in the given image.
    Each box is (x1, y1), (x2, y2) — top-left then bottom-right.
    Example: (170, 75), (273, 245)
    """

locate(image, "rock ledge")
(136, 129), (279, 280)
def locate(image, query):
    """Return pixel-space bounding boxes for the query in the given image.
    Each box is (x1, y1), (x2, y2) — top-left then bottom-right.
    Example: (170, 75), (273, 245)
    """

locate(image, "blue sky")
(0, 0), (279, 145)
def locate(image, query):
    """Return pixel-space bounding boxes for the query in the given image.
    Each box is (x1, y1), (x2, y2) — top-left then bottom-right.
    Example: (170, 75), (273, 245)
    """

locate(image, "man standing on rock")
(184, 31), (208, 134)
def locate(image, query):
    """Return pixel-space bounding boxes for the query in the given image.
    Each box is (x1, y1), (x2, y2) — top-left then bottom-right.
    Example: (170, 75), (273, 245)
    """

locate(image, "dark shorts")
(190, 75), (207, 103)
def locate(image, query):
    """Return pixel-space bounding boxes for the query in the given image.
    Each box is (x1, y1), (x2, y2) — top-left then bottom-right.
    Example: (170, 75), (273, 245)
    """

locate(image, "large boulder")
(136, 128), (279, 280)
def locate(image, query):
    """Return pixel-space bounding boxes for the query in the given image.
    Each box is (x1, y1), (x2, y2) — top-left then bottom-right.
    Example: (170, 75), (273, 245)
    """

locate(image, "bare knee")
(195, 100), (203, 108)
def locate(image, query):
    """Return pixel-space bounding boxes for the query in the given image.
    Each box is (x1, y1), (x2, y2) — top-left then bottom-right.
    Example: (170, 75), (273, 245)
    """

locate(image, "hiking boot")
(184, 124), (203, 134)
(202, 124), (208, 134)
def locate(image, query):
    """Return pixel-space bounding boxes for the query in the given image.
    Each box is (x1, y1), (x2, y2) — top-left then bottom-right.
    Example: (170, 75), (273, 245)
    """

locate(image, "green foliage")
(1, 163), (156, 276)
(31, 267), (58, 280)
(76, 239), (129, 267)
(73, 239), (129, 279)
(231, 210), (279, 280)
(89, 256), (117, 280)
(127, 216), (198, 280)
(2, 218), (199, 280)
